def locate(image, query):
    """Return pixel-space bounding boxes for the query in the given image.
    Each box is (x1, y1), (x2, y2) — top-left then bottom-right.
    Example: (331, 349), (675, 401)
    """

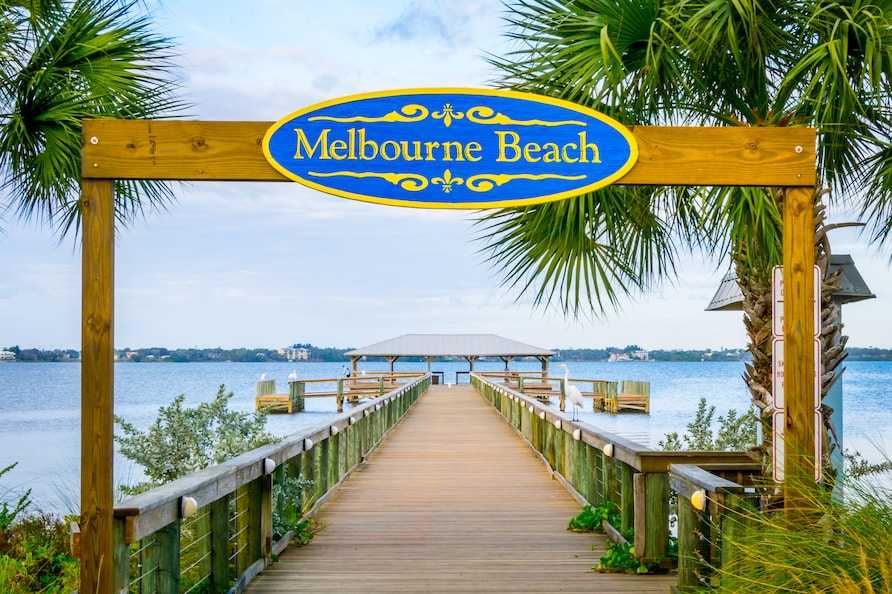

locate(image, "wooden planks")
(247, 385), (676, 593)
(81, 120), (815, 187)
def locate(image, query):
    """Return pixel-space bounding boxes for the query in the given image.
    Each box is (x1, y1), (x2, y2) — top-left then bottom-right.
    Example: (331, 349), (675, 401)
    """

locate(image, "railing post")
(209, 496), (230, 593)
(620, 463), (634, 535)
(677, 491), (711, 590)
(112, 517), (129, 593)
(158, 521), (180, 594)
(634, 472), (669, 562)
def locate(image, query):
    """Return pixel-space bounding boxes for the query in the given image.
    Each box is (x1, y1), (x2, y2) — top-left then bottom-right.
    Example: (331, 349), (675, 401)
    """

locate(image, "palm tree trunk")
(738, 187), (846, 499)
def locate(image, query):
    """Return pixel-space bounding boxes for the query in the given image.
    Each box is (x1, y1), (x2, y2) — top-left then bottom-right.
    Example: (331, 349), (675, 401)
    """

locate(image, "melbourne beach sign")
(263, 88), (638, 209)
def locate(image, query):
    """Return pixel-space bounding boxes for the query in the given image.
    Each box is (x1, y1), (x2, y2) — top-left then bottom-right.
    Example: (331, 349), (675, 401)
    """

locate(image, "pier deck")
(247, 384), (675, 593)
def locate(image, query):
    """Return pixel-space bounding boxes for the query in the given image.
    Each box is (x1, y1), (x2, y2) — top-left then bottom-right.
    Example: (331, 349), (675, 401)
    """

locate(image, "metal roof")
(344, 334), (555, 358)
(706, 254), (876, 311)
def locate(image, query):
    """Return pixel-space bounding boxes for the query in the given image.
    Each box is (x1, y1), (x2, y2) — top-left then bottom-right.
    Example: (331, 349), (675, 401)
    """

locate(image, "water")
(1, 360), (890, 513)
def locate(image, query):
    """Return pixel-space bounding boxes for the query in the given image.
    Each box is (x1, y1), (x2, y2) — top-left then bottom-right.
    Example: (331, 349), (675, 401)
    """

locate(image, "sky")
(1, 0), (891, 352)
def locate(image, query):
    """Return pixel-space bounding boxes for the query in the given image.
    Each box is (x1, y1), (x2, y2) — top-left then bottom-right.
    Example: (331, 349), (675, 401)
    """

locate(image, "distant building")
(608, 350), (650, 362)
(283, 347), (310, 361)
(0, 350), (15, 361)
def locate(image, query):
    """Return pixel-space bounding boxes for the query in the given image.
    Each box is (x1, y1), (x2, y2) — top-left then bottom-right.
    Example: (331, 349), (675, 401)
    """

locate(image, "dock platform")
(246, 384), (675, 593)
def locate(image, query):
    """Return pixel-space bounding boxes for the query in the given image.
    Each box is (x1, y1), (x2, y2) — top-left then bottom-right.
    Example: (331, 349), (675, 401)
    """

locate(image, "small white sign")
(771, 265), (821, 338)
(773, 410), (823, 483)
(771, 337), (821, 411)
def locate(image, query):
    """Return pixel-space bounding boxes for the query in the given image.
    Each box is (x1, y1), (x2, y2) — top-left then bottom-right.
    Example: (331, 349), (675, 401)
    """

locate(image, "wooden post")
(783, 186), (817, 512)
(80, 178), (115, 594)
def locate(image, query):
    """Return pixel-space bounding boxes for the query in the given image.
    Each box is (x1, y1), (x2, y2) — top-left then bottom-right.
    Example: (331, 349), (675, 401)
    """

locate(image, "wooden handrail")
(112, 374), (432, 592)
(470, 373), (758, 567)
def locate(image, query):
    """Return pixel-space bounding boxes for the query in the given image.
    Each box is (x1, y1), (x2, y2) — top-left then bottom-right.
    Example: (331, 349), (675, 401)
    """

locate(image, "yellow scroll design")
(309, 171), (428, 191)
(466, 106), (585, 127)
(309, 104), (429, 124)
(466, 173), (586, 192)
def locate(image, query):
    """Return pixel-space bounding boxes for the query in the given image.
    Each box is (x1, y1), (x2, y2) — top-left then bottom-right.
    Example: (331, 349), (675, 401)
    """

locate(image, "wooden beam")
(80, 178), (115, 594)
(783, 186), (817, 511)
(81, 120), (816, 187)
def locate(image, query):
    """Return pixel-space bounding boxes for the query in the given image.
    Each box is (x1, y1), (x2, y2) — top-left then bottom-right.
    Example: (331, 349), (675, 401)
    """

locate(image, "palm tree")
(477, 0), (892, 487)
(0, 0), (185, 236)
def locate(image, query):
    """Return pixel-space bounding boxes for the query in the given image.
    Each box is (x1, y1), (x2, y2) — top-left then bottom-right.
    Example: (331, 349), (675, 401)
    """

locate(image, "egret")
(556, 364), (584, 420)
(260, 373), (266, 381)
(287, 370), (297, 381)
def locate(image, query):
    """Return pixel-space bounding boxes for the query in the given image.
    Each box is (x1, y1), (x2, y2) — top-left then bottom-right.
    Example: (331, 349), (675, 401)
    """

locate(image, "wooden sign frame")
(78, 119), (817, 592)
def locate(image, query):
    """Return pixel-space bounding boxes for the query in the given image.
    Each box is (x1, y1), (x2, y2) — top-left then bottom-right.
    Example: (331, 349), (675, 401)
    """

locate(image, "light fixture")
(349, 416), (357, 425)
(263, 458), (276, 475)
(304, 438), (314, 451)
(603, 443), (614, 458)
(691, 489), (707, 511)
(572, 429), (582, 441)
(554, 419), (562, 429)
(180, 496), (198, 518)
(529, 405), (534, 413)
(538, 411), (546, 419)
(331, 425), (340, 436)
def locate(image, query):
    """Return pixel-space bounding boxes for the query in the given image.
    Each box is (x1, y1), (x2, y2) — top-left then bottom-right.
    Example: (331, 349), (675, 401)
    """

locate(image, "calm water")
(1, 360), (890, 513)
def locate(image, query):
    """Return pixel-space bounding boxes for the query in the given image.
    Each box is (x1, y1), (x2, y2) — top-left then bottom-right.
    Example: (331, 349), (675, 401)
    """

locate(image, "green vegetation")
(568, 501), (620, 533)
(0, 464), (77, 593)
(659, 397), (757, 452)
(596, 538), (677, 575)
(568, 500), (677, 575)
(272, 474), (321, 547)
(710, 473), (892, 593)
(114, 385), (276, 493)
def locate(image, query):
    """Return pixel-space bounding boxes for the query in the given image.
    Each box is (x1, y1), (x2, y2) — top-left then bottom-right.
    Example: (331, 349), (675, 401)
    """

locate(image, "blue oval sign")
(263, 88), (638, 209)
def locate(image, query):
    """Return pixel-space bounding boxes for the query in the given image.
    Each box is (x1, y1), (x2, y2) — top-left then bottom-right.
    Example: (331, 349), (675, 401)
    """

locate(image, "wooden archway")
(79, 120), (817, 592)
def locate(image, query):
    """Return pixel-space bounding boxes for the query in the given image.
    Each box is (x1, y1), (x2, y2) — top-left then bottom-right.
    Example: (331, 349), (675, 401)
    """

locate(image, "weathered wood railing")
(470, 373), (758, 567)
(669, 462), (761, 591)
(477, 371), (649, 413)
(257, 372), (427, 413)
(112, 373), (431, 593)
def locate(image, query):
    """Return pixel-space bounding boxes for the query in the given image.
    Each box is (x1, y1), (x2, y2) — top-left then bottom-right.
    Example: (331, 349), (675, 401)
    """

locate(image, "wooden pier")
(246, 384), (675, 593)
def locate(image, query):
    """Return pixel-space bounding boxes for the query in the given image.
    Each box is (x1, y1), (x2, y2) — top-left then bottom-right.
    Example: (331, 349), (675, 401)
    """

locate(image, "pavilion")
(344, 333), (555, 374)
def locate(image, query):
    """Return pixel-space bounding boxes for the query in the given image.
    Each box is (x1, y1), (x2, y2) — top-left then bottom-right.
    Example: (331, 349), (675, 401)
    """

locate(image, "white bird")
(260, 373), (266, 381)
(287, 370), (297, 381)
(556, 364), (584, 420)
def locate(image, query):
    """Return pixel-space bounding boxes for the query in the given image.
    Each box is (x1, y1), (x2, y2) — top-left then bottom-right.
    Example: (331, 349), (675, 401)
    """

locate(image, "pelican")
(556, 364), (584, 420)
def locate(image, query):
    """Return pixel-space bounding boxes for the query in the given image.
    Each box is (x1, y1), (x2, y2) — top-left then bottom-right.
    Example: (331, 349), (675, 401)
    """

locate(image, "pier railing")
(470, 373), (759, 572)
(111, 374), (431, 593)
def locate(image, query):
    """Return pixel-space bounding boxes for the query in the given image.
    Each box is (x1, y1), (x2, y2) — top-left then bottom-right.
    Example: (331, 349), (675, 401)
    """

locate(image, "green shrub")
(568, 502), (620, 533)
(0, 511), (78, 593)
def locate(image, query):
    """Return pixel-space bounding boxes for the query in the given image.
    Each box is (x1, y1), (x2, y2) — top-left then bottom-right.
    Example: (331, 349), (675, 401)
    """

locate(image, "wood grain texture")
(82, 120), (815, 187)
(247, 385), (676, 593)
(80, 179), (115, 594)
(783, 186), (818, 508)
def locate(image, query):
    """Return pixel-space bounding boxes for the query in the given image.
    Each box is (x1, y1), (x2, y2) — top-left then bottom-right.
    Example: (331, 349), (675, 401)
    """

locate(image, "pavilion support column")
(500, 356), (514, 371)
(80, 178), (116, 594)
(465, 356), (478, 372)
(783, 185), (817, 514)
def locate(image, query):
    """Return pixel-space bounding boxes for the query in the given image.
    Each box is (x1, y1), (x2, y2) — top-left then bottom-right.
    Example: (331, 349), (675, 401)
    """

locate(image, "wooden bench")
(606, 380), (650, 413)
(255, 379), (304, 414)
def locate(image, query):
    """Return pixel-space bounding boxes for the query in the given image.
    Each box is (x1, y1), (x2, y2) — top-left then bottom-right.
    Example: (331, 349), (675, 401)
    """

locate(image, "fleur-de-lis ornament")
(432, 169), (464, 193)
(432, 103), (465, 127)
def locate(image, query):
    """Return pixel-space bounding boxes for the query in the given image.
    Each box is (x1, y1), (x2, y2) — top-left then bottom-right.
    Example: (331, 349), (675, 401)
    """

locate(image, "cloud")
(373, 3), (457, 45)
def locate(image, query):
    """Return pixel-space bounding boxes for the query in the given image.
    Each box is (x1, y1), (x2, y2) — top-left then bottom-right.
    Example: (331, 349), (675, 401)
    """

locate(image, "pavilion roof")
(344, 334), (555, 359)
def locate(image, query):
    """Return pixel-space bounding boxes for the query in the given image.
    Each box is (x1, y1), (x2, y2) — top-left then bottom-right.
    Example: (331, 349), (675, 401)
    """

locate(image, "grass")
(711, 470), (892, 593)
